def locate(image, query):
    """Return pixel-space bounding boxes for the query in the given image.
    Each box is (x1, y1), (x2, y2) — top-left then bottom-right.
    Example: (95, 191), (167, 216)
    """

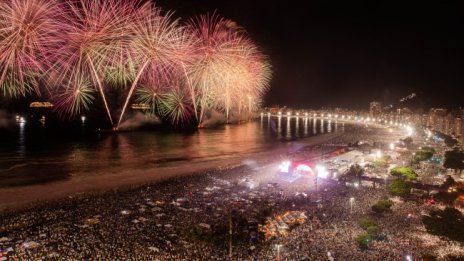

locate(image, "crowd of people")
(1, 125), (463, 260)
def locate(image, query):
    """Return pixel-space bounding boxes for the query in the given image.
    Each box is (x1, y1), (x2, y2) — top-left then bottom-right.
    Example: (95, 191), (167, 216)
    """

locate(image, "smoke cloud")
(118, 112), (161, 130)
(0, 110), (13, 128)
(201, 110), (227, 127)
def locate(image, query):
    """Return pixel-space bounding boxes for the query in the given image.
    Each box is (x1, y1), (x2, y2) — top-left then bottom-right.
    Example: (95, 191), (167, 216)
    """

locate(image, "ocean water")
(0, 116), (344, 187)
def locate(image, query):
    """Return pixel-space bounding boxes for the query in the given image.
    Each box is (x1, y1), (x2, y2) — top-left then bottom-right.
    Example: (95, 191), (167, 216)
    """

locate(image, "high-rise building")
(444, 113), (455, 135)
(428, 108), (447, 132)
(459, 108), (464, 143)
(455, 117), (462, 140)
(396, 107), (413, 123)
(369, 101), (382, 118)
(421, 114), (429, 126)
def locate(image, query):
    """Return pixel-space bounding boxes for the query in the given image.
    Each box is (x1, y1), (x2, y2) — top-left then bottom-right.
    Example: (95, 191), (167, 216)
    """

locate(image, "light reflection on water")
(17, 121), (25, 157)
(0, 117), (341, 187)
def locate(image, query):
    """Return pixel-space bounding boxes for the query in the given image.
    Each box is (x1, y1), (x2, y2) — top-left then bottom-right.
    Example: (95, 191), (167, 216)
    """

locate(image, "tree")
(402, 137), (413, 146)
(366, 226), (379, 235)
(422, 207), (464, 242)
(446, 255), (464, 261)
(359, 217), (376, 230)
(371, 199), (394, 214)
(345, 164), (364, 183)
(433, 191), (459, 205)
(355, 233), (372, 249)
(373, 155), (390, 168)
(414, 147), (435, 162)
(422, 147), (435, 153)
(442, 175), (456, 188)
(388, 179), (411, 197)
(390, 167), (417, 181)
(444, 149), (464, 174)
(357, 216), (380, 248)
(444, 136), (459, 147)
(436, 132), (459, 147)
(421, 253), (437, 261)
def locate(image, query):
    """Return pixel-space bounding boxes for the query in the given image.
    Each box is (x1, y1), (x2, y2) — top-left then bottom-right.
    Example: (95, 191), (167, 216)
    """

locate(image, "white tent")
(148, 246), (160, 252)
(198, 223), (211, 229)
(22, 241), (39, 249)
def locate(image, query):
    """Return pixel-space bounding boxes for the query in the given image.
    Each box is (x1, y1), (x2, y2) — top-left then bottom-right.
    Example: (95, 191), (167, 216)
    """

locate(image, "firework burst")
(116, 3), (193, 128)
(0, 1), (271, 128)
(134, 69), (175, 116)
(185, 13), (238, 124)
(0, 0), (65, 97)
(52, 0), (141, 125)
(54, 76), (95, 117)
(158, 86), (194, 125)
(186, 13), (271, 124)
(135, 87), (164, 115)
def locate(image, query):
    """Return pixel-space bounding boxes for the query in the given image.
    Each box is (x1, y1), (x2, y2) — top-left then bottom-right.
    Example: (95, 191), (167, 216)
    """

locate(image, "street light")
(350, 197), (355, 214)
(316, 165), (328, 178)
(275, 244), (283, 260)
(389, 143), (395, 150)
(279, 161), (291, 173)
(315, 165), (328, 198)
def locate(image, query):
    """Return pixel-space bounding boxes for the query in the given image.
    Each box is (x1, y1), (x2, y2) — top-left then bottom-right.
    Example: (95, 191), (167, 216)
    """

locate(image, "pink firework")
(186, 13), (271, 124)
(52, 0), (141, 125)
(185, 13), (246, 124)
(0, 0), (66, 97)
(116, 3), (193, 128)
(0, 1), (272, 127)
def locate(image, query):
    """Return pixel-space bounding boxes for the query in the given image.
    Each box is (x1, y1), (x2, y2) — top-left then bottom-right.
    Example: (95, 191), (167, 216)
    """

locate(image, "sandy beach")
(3, 123), (449, 261)
(0, 131), (343, 212)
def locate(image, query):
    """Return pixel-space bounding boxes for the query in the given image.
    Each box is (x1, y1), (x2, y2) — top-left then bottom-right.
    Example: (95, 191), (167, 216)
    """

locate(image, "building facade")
(369, 101), (382, 118)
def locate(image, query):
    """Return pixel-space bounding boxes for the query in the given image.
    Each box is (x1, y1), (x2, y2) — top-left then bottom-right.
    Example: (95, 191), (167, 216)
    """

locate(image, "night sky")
(157, 0), (464, 110)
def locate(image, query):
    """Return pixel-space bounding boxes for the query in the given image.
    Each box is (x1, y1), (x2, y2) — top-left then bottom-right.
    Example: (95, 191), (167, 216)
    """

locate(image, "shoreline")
(3, 123), (450, 261)
(0, 131), (343, 213)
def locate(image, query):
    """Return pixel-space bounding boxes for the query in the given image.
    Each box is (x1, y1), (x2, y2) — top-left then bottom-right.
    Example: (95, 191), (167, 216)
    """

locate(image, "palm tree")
(345, 164), (364, 184)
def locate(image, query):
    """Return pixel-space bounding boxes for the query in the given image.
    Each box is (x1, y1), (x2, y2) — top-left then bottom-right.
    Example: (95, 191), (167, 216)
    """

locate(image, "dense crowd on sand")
(1, 125), (463, 260)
